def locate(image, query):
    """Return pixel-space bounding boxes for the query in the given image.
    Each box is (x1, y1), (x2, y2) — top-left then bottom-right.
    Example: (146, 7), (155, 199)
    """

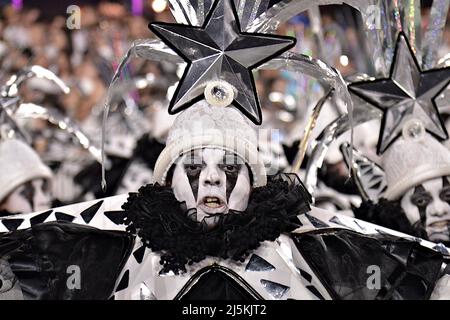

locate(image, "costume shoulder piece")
(292, 227), (443, 299)
(0, 221), (133, 299)
(0, 195), (128, 233)
(0, 195), (134, 299)
(290, 207), (449, 300)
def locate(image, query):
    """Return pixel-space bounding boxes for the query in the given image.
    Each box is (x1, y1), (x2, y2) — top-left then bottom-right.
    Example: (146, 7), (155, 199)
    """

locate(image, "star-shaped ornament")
(349, 32), (450, 154)
(149, 0), (295, 125)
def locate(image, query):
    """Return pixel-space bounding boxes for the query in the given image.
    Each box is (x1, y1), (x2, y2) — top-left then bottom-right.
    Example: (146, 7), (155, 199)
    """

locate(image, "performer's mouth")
(199, 196), (227, 215)
(427, 219), (450, 241)
(428, 220), (450, 229)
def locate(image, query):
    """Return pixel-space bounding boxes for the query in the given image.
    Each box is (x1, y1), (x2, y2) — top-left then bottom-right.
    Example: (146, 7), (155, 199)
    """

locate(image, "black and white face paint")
(400, 176), (450, 243)
(0, 179), (51, 214)
(170, 148), (251, 229)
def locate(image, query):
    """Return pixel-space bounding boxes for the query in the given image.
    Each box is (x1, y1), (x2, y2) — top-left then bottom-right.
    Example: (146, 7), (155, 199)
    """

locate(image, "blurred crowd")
(0, 1), (384, 127)
(0, 2), (171, 128)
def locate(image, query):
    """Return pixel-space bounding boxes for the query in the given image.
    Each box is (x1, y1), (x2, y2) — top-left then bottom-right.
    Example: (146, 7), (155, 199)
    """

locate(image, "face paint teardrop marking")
(410, 184), (432, 224)
(183, 150), (203, 202)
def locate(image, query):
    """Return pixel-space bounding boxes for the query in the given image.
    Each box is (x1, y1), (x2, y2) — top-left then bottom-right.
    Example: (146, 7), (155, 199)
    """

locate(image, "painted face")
(400, 176), (450, 243)
(170, 148), (251, 229)
(0, 179), (51, 214)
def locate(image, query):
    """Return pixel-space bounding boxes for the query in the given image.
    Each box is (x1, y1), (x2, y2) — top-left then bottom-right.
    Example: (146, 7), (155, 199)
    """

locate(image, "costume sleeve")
(291, 228), (444, 300)
(0, 221), (134, 299)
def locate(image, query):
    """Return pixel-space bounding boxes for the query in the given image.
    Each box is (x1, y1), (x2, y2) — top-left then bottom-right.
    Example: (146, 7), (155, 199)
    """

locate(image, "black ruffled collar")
(122, 174), (312, 274)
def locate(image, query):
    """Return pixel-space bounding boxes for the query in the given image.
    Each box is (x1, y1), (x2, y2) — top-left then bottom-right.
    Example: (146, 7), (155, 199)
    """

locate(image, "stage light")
(152, 0), (167, 13)
(339, 55), (349, 67)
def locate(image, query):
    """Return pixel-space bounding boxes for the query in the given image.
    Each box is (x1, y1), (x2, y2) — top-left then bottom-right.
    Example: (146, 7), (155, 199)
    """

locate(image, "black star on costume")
(305, 213), (329, 228)
(349, 32), (450, 154)
(2, 218), (24, 231)
(80, 200), (103, 224)
(55, 212), (75, 222)
(104, 210), (125, 225)
(116, 270), (130, 292)
(149, 0), (295, 124)
(260, 279), (289, 299)
(329, 216), (347, 228)
(30, 210), (52, 226)
(298, 268), (312, 282)
(306, 285), (325, 300)
(245, 254), (275, 272)
(133, 245), (146, 264)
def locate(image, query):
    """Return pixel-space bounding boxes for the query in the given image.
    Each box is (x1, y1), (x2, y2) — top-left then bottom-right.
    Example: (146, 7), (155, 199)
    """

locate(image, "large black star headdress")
(348, 32), (450, 155)
(149, 0), (296, 125)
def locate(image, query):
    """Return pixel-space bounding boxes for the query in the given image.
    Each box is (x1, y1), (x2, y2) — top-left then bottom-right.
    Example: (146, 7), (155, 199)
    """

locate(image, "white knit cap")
(153, 101), (267, 187)
(0, 139), (53, 202)
(382, 128), (450, 200)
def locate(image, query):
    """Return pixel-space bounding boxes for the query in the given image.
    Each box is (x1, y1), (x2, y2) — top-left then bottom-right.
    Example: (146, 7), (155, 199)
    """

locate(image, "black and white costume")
(0, 177), (448, 300)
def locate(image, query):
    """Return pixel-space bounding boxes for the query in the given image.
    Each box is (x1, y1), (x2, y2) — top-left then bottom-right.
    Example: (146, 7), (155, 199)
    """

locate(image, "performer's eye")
(440, 187), (450, 202)
(219, 164), (241, 174)
(411, 193), (432, 207)
(184, 164), (203, 175)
